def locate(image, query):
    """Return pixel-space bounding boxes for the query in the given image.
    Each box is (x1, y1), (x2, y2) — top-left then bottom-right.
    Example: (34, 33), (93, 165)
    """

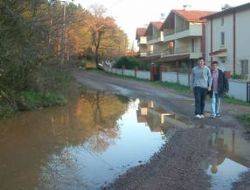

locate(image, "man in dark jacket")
(210, 61), (229, 118)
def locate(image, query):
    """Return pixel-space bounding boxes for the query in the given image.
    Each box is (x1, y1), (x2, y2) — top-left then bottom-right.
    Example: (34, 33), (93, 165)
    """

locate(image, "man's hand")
(208, 87), (211, 91)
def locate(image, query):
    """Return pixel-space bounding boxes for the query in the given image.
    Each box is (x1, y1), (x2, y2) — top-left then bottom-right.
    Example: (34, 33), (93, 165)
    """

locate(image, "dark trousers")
(194, 87), (207, 115)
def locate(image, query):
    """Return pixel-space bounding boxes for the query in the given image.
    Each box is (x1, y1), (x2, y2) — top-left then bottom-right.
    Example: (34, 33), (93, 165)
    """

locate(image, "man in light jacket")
(191, 58), (212, 119)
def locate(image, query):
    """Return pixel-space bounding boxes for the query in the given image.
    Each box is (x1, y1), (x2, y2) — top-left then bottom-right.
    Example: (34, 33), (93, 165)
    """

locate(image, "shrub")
(114, 56), (150, 70)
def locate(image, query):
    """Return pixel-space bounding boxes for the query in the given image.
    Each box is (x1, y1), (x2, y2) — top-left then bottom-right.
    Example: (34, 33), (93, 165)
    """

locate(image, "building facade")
(203, 3), (250, 78)
(136, 10), (213, 72)
(160, 9), (213, 71)
(136, 28), (147, 57)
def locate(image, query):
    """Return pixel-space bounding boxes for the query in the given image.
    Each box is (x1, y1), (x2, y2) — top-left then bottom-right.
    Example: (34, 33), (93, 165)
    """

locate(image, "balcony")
(147, 32), (164, 44)
(164, 24), (202, 42)
(148, 51), (162, 57)
(161, 47), (202, 59)
(139, 36), (147, 45)
(140, 52), (148, 57)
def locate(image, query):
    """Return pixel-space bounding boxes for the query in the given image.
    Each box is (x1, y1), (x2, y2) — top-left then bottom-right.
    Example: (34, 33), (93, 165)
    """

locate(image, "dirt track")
(73, 70), (250, 190)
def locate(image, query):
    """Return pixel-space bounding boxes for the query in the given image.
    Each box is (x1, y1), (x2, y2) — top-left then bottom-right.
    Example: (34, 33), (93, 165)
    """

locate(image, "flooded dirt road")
(74, 70), (250, 190)
(0, 70), (249, 190)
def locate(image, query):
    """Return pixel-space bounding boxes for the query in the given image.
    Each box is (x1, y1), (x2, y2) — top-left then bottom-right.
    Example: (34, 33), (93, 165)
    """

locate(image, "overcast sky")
(74, 0), (249, 48)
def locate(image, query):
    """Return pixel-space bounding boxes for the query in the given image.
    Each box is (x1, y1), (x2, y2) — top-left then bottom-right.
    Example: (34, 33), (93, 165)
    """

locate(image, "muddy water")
(0, 91), (172, 190)
(205, 127), (250, 190)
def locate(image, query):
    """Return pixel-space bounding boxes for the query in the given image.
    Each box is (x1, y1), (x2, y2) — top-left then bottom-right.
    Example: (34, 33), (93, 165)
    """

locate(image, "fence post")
(247, 82), (250, 103)
(122, 65), (125, 76)
(135, 67), (138, 78)
(188, 61), (191, 87)
(176, 61), (180, 84)
(159, 65), (163, 81)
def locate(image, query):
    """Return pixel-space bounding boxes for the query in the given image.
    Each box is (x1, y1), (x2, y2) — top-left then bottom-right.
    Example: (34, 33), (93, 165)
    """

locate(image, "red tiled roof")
(145, 21), (163, 35)
(151, 21), (163, 29)
(136, 28), (147, 39)
(173, 10), (215, 22)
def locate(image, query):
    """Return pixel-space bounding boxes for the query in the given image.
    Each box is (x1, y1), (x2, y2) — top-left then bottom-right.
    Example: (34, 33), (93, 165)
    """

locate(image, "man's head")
(211, 61), (219, 71)
(198, 58), (205, 68)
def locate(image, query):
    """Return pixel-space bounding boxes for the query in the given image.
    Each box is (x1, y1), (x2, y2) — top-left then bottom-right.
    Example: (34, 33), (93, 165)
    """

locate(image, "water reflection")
(137, 100), (176, 132)
(0, 93), (167, 190)
(205, 127), (250, 190)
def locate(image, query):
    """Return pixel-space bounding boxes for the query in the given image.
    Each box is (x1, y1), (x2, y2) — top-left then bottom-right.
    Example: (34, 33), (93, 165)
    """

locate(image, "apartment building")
(136, 28), (147, 57)
(136, 10), (213, 70)
(203, 3), (250, 78)
(160, 9), (214, 71)
(145, 21), (163, 60)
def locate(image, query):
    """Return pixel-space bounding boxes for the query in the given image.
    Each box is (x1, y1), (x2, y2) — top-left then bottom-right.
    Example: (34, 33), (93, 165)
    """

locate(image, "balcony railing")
(161, 47), (202, 59)
(147, 32), (164, 44)
(163, 25), (202, 41)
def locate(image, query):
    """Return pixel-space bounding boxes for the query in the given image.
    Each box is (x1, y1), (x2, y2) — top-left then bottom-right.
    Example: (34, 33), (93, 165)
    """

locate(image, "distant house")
(160, 9), (214, 71)
(136, 27), (147, 57)
(145, 21), (163, 61)
(203, 2), (250, 78)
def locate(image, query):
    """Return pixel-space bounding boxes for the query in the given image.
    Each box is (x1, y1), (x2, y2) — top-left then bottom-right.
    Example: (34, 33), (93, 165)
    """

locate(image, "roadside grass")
(91, 69), (250, 107)
(18, 91), (67, 110)
(152, 81), (192, 94)
(0, 66), (72, 119)
(224, 96), (250, 106)
(236, 114), (250, 132)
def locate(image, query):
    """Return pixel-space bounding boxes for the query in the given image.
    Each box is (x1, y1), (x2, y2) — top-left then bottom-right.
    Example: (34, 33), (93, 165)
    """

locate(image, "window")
(221, 32), (225, 46)
(221, 17), (224, 26)
(241, 60), (249, 75)
(191, 39), (195, 53)
(219, 57), (226, 64)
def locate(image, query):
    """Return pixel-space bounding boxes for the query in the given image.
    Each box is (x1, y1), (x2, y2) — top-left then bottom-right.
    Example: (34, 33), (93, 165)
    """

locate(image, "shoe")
(210, 114), (216, 118)
(200, 114), (205, 118)
(195, 114), (201, 119)
(216, 114), (221, 117)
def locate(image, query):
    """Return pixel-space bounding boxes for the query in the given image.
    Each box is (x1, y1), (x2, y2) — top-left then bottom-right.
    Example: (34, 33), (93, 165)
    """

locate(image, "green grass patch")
(152, 81), (192, 94)
(237, 114), (250, 131)
(18, 90), (67, 110)
(224, 96), (250, 106)
(93, 70), (250, 107)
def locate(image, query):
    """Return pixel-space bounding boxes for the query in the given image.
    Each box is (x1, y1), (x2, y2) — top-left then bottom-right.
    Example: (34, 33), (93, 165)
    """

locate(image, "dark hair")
(199, 57), (205, 61)
(211, 61), (218, 65)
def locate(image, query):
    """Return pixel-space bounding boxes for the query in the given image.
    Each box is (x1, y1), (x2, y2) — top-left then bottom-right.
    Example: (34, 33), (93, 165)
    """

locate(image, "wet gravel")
(103, 127), (213, 190)
(74, 70), (250, 190)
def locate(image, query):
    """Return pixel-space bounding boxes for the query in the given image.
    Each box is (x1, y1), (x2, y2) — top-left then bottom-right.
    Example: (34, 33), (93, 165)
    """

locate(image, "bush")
(114, 56), (150, 70)
(0, 101), (16, 118)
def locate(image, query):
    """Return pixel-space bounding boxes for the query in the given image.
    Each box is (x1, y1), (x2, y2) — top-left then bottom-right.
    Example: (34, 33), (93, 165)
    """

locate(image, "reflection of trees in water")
(76, 91), (128, 153)
(0, 91), (128, 190)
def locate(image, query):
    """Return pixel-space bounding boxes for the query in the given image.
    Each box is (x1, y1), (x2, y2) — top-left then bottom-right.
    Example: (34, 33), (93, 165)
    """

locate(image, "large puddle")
(0, 90), (249, 190)
(0, 91), (173, 190)
(205, 127), (250, 190)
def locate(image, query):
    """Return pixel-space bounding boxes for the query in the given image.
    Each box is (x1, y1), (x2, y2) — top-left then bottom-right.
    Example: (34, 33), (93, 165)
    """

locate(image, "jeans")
(211, 92), (221, 116)
(194, 87), (208, 115)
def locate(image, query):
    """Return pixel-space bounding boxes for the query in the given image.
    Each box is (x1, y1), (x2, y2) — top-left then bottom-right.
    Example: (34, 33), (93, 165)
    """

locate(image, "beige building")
(136, 10), (213, 72)
(160, 9), (214, 71)
(136, 28), (147, 57)
(203, 3), (250, 78)
(145, 22), (163, 56)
